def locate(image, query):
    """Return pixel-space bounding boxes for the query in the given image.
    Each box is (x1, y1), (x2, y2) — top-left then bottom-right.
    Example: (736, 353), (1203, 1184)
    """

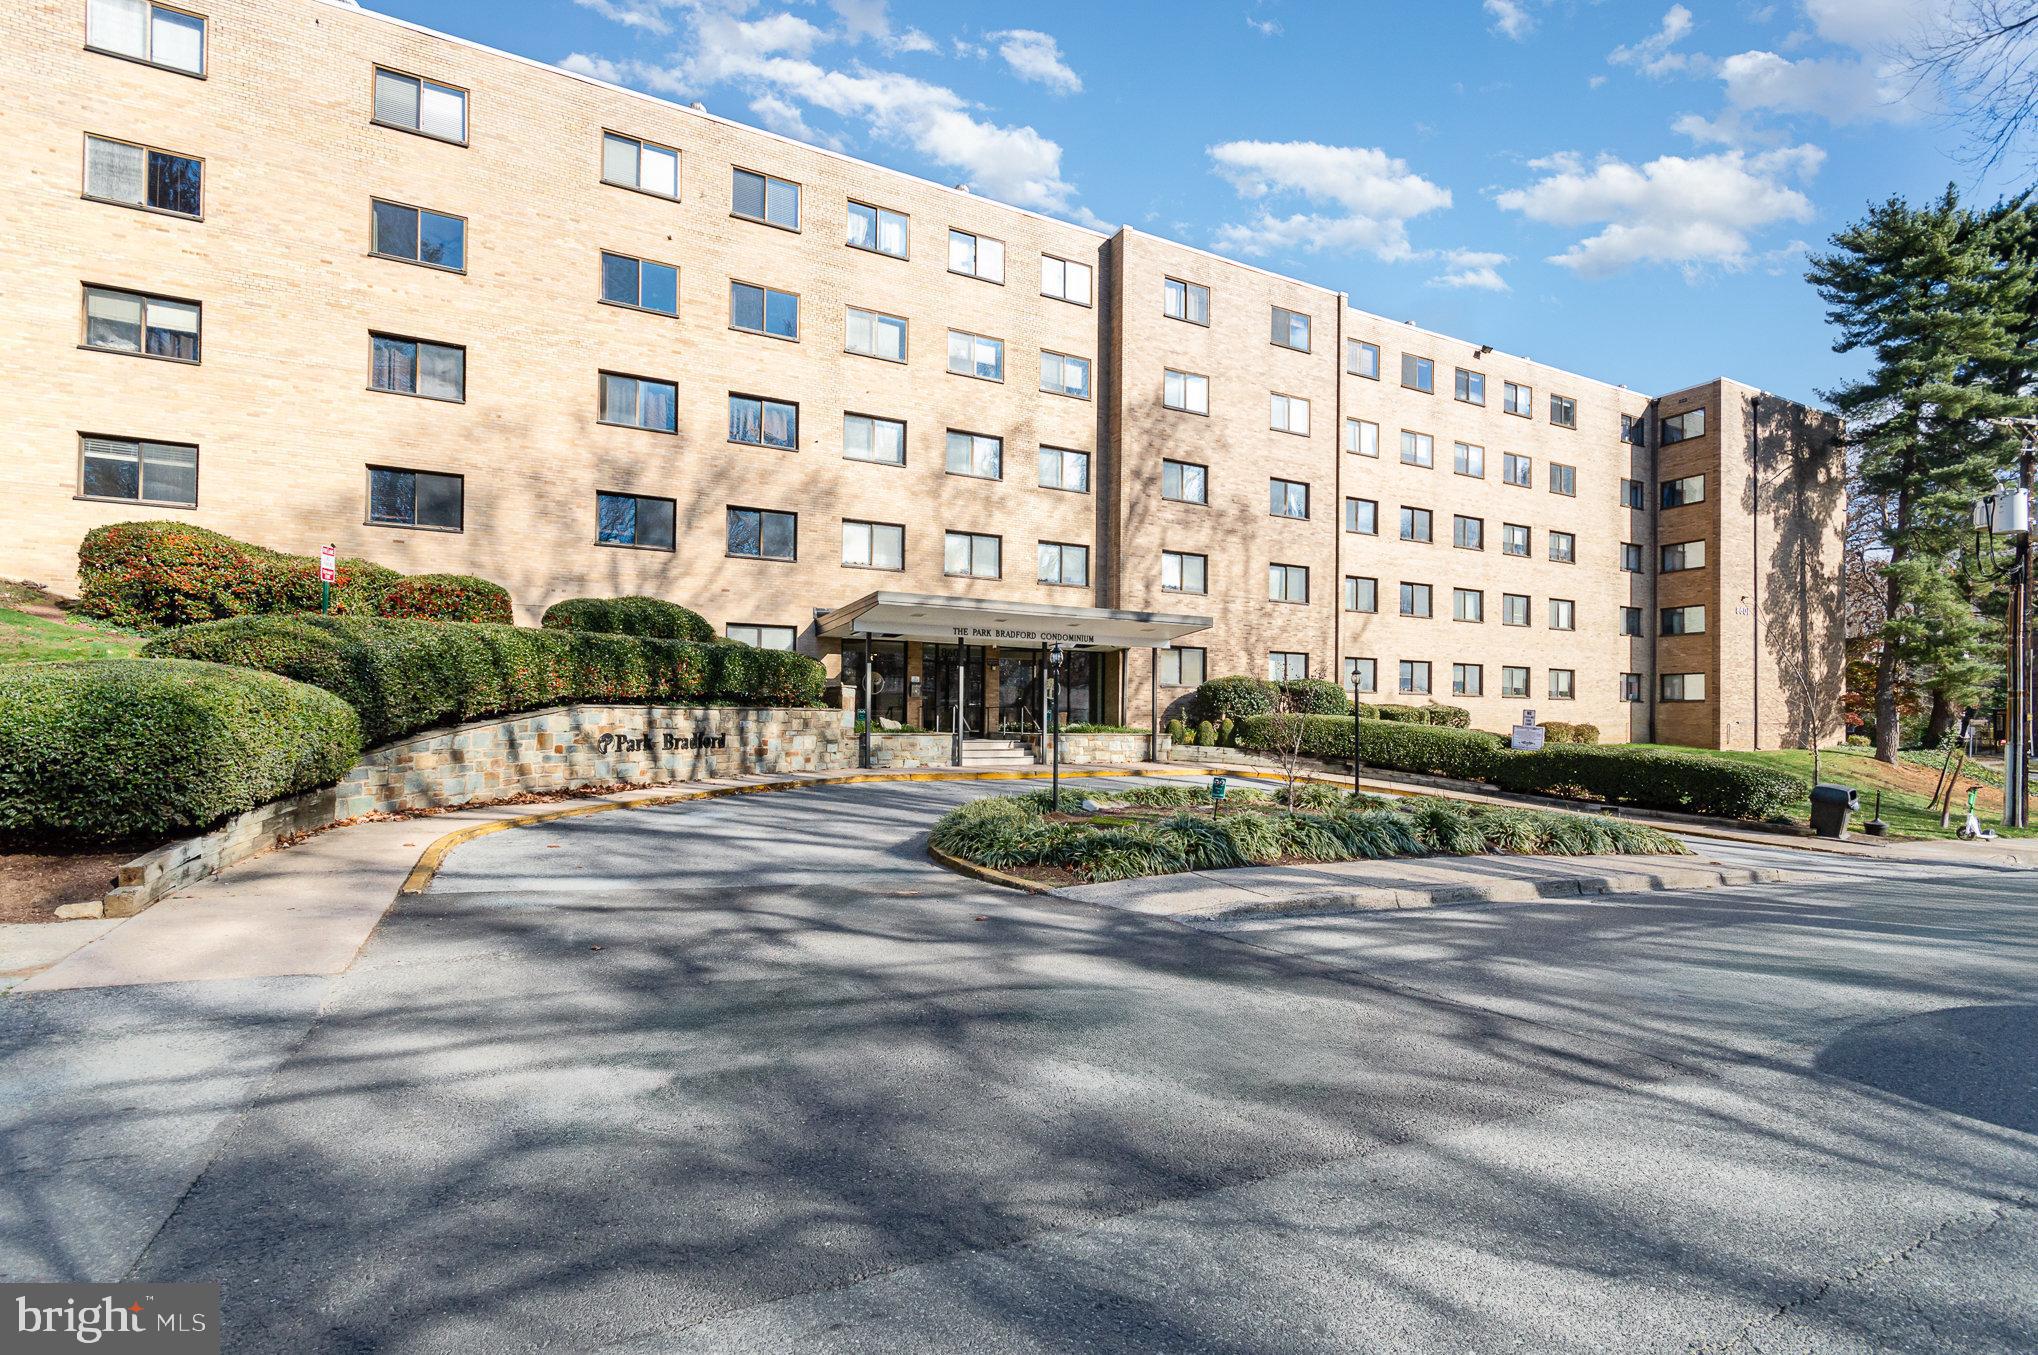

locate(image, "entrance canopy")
(816, 591), (1211, 650)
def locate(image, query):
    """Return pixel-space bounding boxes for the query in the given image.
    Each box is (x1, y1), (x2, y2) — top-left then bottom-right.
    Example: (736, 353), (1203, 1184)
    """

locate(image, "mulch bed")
(0, 850), (134, 924)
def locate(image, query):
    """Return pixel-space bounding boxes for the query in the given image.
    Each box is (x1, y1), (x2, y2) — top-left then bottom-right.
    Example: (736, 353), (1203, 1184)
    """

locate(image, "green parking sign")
(1212, 776), (1226, 802)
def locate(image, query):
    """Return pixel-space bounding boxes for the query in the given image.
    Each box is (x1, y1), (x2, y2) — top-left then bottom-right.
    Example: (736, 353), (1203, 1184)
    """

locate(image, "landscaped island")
(929, 782), (1690, 885)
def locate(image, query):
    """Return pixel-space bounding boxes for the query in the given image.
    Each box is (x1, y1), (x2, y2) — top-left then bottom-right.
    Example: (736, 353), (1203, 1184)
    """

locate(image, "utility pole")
(2011, 439), (2034, 828)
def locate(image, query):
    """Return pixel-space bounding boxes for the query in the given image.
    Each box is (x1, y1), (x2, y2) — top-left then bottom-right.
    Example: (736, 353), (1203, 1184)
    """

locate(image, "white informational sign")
(1520, 708), (1537, 728)
(1510, 725), (1545, 751)
(318, 544), (337, 583)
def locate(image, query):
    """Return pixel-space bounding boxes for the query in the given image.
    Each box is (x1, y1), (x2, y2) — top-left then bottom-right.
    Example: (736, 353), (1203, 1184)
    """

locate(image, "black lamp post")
(1047, 642), (1067, 810)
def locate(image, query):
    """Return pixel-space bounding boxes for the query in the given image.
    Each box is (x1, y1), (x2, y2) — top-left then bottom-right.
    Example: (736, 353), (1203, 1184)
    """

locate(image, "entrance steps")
(959, 737), (1039, 769)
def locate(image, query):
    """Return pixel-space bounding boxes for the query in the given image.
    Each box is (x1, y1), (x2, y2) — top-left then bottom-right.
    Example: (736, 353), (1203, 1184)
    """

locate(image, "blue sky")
(365, 0), (2020, 406)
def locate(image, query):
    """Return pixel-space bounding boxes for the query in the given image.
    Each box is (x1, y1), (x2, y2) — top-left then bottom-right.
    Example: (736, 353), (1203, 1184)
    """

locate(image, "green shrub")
(1420, 703), (1471, 729)
(1196, 719), (1218, 746)
(1062, 723), (1142, 734)
(77, 521), (401, 629)
(1372, 704), (1426, 724)
(541, 595), (713, 642)
(374, 573), (513, 624)
(1166, 717), (1189, 746)
(1540, 721), (1602, 746)
(1193, 676), (1277, 722)
(0, 659), (361, 846)
(1490, 745), (1806, 819)
(1234, 714), (1506, 781)
(1217, 716), (1236, 746)
(1279, 679), (1350, 715)
(147, 614), (824, 745)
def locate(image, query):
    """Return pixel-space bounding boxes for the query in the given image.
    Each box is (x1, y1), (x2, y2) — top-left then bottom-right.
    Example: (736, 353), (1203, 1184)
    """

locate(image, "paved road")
(4, 777), (2035, 1353)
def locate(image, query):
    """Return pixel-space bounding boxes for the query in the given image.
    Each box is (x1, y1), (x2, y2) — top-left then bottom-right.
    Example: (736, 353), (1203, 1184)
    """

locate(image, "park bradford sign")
(817, 590), (1212, 650)
(594, 730), (729, 756)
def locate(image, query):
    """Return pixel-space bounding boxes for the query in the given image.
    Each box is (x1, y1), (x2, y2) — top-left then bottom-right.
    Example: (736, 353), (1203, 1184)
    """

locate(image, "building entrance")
(926, 643), (987, 735)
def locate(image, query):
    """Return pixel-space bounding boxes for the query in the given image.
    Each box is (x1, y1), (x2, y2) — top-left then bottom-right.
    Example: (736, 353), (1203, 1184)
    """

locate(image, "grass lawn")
(0, 607), (148, 664)
(1626, 743), (2035, 840)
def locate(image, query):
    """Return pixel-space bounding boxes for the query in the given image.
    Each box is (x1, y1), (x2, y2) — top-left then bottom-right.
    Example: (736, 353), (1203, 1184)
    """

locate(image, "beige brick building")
(1, 0), (1846, 750)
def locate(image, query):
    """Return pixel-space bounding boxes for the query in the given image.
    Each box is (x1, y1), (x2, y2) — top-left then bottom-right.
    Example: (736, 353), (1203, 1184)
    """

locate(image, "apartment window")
(1550, 394), (1577, 428)
(1346, 418), (1379, 457)
(1162, 459), (1207, 504)
(1453, 663), (1484, 697)
(729, 395), (797, 450)
(1269, 652), (1310, 682)
(1661, 540), (1707, 572)
(1401, 353), (1434, 392)
(1401, 430), (1434, 467)
(730, 280), (797, 337)
(1503, 381), (1532, 417)
(1343, 657), (1377, 694)
(1502, 523), (1530, 557)
(1622, 413), (1645, 445)
(596, 491), (675, 550)
(1271, 306), (1311, 352)
(1662, 474), (1707, 508)
(1502, 593), (1530, 626)
(599, 372), (678, 433)
(1452, 515), (1484, 551)
(948, 329), (1004, 381)
(1041, 350), (1091, 399)
(1550, 463), (1577, 497)
(845, 413), (906, 466)
(370, 334), (464, 401)
(372, 67), (466, 143)
(1501, 666), (1530, 698)
(1621, 672), (1644, 703)
(1503, 453), (1532, 487)
(1453, 588), (1484, 623)
(947, 228), (1004, 282)
(846, 200), (908, 257)
(603, 251), (679, 316)
(1348, 339), (1380, 379)
(1159, 646), (1207, 687)
(1400, 506), (1433, 543)
(1163, 369), (1210, 414)
(1270, 478), (1310, 519)
(1164, 277), (1210, 325)
(727, 507), (797, 560)
(1041, 255), (1092, 305)
(1662, 605), (1707, 635)
(1162, 551), (1207, 595)
(945, 531), (1002, 578)
(79, 435), (196, 507)
(1549, 531), (1576, 563)
(1620, 542), (1644, 572)
(846, 306), (907, 362)
(367, 466), (461, 530)
(1038, 541), (1091, 586)
(87, 0), (205, 75)
(1345, 576), (1378, 613)
(842, 519), (905, 571)
(1453, 441), (1484, 478)
(1345, 497), (1378, 535)
(946, 430), (1003, 479)
(601, 132), (678, 198)
(732, 167), (800, 229)
(1621, 478), (1648, 510)
(1660, 408), (1706, 444)
(1399, 582), (1433, 618)
(1550, 669), (1576, 700)
(1399, 661), (1431, 695)
(1621, 606), (1643, 637)
(728, 624), (797, 650)
(370, 200), (465, 272)
(1661, 672), (1708, 702)
(83, 286), (199, 361)
(1271, 392), (1311, 435)
(83, 134), (201, 217)
(1549, 598), (1576, 630)
(1454, 368), (1486, 405)
(1269, 563), (1309, 604)
(1039, 446), (1091, 493)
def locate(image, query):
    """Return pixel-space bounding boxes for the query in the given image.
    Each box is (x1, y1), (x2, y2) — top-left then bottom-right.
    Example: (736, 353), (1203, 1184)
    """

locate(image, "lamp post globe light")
(1047, 642), (1067, 811)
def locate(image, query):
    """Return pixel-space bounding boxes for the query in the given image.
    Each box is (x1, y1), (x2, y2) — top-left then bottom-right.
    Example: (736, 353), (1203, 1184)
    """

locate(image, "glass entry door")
(998, 653), (1044, 735)
(927, 644), (986, 735)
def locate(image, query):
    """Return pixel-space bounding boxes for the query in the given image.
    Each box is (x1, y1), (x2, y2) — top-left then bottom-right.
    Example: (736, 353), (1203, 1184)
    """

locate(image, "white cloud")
(1609, 5), (1697, 77)
(1496, 144), (1823, 277)
(1802, 0), (1945, 52)
(1430, 249), (1511, 291)
(1246, 14), (1283, 37)
(890, 28), (937, 54)
(1717, 47), (1923, 123)
(988, 29), (1081, 94)
(1208, 140), (1451, 260)
(1485, 0), (1534, 40)
(571, 0), (672, 35)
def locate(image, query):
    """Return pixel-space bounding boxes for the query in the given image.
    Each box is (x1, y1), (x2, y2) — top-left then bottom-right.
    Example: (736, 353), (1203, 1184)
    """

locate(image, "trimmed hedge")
(1491, 745), (1806, 819)
(78, 521), (402, 629)
(1540, 720), (1601, 745)
(541, 595), (713, 642)
(1372, 702), (1471, 727)
(1280, 679), (1351, 714)
(0, 659), (361, 846)
(1192, 676), (1278, 722)
(148, 614), (825, 745)
(377, 574), (513, 624)
(1235, 714), (1506, 781)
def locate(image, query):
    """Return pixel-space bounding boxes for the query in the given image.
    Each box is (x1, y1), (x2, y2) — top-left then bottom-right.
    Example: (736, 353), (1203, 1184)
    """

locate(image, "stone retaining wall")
(865, 733), (958, 769)
(1054, 733), (1158, 765)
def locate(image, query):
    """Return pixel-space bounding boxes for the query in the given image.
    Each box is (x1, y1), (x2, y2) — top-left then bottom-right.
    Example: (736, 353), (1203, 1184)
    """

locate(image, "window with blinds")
(80, 436), (197, 506)
(373, 67), (467, 143)
(602, 133), (679, 198)
(83, 286), (200, 361)
(370, 334), (465, 401)
(83, 135), (201, 216)
(87, 0), (205, 76)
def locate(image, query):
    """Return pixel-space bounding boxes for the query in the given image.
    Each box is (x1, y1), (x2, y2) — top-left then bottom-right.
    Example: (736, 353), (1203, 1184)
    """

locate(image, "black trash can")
(1809, 784), (1858, 839)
